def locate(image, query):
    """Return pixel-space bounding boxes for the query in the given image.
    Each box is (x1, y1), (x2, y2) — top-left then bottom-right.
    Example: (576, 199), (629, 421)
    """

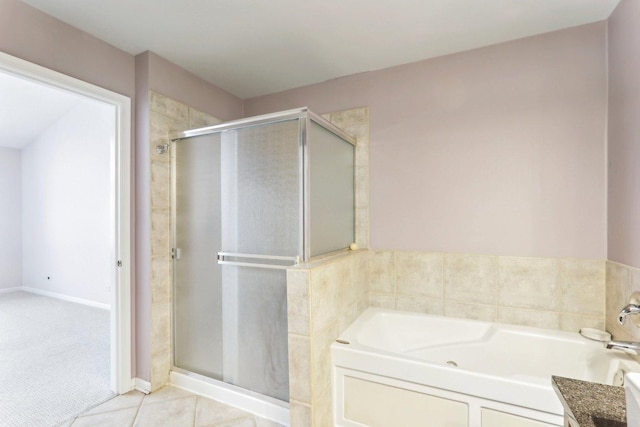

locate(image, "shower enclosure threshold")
(170, 368), (290, 426)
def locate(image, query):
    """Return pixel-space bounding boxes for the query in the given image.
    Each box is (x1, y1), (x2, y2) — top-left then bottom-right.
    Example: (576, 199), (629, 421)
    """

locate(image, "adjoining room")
(0, 70), (116, 426)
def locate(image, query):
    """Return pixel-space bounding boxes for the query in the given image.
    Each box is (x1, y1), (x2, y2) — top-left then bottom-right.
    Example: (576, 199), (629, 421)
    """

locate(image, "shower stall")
(170, 108), (355, 416)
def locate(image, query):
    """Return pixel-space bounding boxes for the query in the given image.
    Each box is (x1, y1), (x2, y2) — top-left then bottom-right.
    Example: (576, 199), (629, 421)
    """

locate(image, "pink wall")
(607, 0), (640, 268)
(0, 0), (134, 98)
(145, 52), (243, 121)
(245, 23), (608, 259)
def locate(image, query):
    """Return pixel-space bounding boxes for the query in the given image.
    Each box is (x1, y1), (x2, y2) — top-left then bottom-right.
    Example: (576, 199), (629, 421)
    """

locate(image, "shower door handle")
(217, 252), (299, 270)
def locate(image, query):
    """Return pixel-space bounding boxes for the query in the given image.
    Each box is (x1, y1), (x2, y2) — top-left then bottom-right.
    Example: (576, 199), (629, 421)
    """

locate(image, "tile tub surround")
(369, 250), (606, 332)
(147, 91), (221, 390)
(606, 260), (640, 345)
(287, 250), (369, 427)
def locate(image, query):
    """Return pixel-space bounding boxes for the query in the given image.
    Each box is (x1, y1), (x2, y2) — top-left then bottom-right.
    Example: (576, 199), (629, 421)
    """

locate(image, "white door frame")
(0, 51), (133, 394)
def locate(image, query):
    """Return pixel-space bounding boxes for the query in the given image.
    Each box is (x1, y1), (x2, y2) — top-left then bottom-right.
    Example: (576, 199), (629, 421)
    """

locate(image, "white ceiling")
(0, 71), (85, 149)
(20, 0), (620, 99)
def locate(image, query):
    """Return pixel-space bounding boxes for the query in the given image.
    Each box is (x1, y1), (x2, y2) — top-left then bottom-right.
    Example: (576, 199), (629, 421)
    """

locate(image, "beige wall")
(245, 22), (608, 260)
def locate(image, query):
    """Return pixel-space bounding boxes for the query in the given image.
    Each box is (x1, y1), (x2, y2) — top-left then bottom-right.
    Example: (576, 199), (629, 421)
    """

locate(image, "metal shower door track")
(171, 107), (356, 146)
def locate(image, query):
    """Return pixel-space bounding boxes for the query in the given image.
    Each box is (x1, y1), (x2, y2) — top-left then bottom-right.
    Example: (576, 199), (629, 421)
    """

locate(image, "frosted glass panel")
(221, 120), (300, 257)
(219, 119), (298, 402)
(309, 120), (355, 257)
(173, 133), (223, 379)
(173, 119), (297, 403)
(221, 265), (289, 400)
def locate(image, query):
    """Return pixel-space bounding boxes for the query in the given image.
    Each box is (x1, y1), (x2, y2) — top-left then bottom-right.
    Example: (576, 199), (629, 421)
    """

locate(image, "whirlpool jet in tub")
(332, 308), (640, 427)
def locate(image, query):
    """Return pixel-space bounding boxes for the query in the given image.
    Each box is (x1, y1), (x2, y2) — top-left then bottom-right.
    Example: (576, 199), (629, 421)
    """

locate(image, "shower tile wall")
(606, 260), (640, 345)
(287, 107), (371, 427)
(369, 251), (606, 332)
(287, 250), (369, 427)
(148, 91), (221, 390)
(322, 107), (370, 249)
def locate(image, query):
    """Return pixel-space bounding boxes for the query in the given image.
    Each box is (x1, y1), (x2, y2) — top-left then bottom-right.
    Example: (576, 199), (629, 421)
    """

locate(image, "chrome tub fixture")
(607, 341), (640, 355)
(619, 303), (640, 325)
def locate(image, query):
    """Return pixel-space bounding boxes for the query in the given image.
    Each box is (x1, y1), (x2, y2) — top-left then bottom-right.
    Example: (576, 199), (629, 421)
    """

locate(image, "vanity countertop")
(552, 376), (626, 427)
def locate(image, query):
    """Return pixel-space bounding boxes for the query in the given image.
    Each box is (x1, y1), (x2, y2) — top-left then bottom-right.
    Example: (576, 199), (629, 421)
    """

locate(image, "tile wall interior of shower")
(147, 91), (222, 391)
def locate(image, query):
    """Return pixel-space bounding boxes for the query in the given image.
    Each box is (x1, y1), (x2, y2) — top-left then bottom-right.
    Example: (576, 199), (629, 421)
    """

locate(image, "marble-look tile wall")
(369, 251), (606, 332)
(322, 107), (369, 249)
(147, 91), (221, 390)
(606, 260), (640, 343)
(285, 107), (370, 426)
(287, 250), (369, 427)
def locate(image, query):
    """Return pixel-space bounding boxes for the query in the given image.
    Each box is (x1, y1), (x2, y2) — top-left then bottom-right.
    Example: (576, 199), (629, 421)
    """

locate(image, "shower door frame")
(173, 107), (356, 264)
(169, 108), (355, 423)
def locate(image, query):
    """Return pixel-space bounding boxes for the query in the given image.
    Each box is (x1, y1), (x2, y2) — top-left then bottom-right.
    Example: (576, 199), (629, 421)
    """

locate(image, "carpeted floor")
(0, 291), (114, 427)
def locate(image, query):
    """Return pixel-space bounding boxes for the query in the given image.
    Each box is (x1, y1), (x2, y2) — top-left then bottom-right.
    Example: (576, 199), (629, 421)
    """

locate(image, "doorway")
(0, 51), (131, 399)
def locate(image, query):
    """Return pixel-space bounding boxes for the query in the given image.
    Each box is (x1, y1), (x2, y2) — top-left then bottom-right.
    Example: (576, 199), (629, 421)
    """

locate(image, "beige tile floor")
(59, 386), (286, 427)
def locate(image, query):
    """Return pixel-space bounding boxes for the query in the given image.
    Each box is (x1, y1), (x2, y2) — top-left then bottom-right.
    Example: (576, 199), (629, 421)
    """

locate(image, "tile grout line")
(129, 394), (145, 427)
(193, 395), (201, 427)
(192, 395), (199, 427)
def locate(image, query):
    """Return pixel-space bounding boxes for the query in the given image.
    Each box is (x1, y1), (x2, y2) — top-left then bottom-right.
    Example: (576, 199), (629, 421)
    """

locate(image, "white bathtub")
(332, 308), (640, 427)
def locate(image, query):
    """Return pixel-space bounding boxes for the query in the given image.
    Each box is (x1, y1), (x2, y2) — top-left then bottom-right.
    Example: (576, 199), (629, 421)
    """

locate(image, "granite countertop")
(552, 376), (627, 427)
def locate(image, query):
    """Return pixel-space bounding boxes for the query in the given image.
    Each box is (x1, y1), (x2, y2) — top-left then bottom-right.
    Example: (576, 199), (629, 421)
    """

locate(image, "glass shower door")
(173, 133), (223, 380)
(173, 119), (299, 402)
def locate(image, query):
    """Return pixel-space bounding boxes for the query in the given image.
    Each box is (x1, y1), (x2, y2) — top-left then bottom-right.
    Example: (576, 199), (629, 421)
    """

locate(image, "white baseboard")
(22, 287), (110, 310)
(133, 378), (151, 394)
(0, 287), (22, 294)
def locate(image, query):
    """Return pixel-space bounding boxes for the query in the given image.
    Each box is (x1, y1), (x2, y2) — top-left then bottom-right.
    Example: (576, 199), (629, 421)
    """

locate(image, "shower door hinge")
(117, 260), (123, 267)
